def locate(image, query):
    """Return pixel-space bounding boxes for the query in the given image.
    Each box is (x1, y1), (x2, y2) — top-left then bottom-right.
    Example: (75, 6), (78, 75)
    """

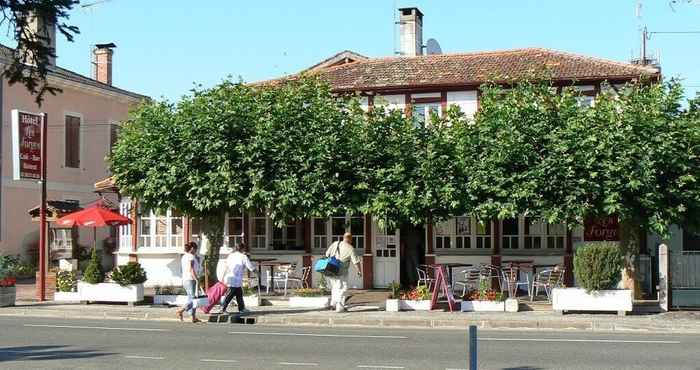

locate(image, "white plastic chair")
(275, 263), (306, 296)
(417, 266), (435, 290)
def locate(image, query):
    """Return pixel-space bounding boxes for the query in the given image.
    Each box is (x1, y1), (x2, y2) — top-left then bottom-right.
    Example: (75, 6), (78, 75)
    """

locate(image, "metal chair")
(453, 268), (481, 298)
(478, 264), (502, 290)
(501, 266), (531, 298)
(417, 265), (436, 290)
(273, 263), (306, 296)
(530, 268), (564, 302)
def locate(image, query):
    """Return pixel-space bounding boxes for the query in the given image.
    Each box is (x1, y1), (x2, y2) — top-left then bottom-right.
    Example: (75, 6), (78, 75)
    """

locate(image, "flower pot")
(460, 300), (505, 312)
(153, 294), (189, 306)
(54, 291), (81, 302)
(552, 288), (632, 315)
(0, 286), (16, 307)
(243, 295), (260, 308)
(77, 282), (144, 304)
(289, 296), (331, 309)
(385, 299), (400, 312)
(505, 298), (519, 312)
(398, 299), (432, 311)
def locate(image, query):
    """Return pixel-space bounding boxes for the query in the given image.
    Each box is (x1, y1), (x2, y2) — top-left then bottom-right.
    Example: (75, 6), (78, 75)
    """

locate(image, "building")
(108, 7), (681, 298)
(0, 14), (146, 269)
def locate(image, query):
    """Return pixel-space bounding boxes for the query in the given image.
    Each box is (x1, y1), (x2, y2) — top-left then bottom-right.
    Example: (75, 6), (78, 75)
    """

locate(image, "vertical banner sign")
(11, 110), (42, 180)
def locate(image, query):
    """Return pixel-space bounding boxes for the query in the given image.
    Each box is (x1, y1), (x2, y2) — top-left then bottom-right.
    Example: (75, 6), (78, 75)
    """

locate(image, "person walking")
(220, 243), (256, 314)
(176, 241), (201, 323)
(325, 232), (362, 312)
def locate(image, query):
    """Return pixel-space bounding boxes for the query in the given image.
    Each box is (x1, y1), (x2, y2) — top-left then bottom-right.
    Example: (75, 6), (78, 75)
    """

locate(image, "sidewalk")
(2, 300), (699, 334)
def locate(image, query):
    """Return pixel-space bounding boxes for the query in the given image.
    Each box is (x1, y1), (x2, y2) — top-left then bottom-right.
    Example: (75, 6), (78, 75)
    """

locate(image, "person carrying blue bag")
(323, 232), (362, 312)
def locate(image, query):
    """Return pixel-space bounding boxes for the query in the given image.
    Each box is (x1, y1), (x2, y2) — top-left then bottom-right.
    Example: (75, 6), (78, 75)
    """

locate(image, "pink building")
(0, 17), (146, 268)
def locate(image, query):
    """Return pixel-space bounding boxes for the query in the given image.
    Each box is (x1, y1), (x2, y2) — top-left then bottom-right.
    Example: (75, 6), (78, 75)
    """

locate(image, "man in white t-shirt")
(325, 232), (362, 312)
(220, 243), (256, 313)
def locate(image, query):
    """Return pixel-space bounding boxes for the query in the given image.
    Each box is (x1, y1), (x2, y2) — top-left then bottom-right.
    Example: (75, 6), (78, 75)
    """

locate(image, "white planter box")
(54, 291), (81, 302)
(77, 282), (144, 304)
(154, 294), (189, 306)
(289, 296), (331, 309)
(505, 298), (519, 312)
(461, 300), (505, 312)
(386, 299), (400, 312)
(243, 295), (260, 307)
(552, 288), (632, 314)
(399, 299), (432, 311)
(0, 286), (15, 307)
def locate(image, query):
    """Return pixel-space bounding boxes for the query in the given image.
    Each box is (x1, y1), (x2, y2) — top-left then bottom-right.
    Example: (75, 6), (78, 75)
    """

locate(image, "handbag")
(314, 241), (343, 276)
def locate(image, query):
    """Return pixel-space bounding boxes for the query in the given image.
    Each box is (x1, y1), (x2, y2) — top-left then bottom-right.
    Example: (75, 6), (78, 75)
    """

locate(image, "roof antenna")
(393, 0), (399, 55)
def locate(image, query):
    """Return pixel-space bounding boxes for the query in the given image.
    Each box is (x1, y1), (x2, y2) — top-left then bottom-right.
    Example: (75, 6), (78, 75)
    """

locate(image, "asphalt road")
(0, 316), (697, 370)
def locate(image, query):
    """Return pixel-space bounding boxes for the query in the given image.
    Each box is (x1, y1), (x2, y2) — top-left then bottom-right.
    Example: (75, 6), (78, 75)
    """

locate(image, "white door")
(373, 220), (400, 288)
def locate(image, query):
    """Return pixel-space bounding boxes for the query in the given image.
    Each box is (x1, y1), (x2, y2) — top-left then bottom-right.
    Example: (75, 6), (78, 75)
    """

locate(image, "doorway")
(400, 223), (426, 288)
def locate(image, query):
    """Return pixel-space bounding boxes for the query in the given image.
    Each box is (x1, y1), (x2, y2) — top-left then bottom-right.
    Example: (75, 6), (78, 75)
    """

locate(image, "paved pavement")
(0, 316), (696, 370)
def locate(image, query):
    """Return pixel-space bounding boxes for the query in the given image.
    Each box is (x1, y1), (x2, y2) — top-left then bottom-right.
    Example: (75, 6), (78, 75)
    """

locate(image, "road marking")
(24, 324), (170, 332)
(479, 337), (680, 344)
(200, 359), (239, 363)
(124, 355), (165, 360)
(279, 362), (318, 366)
(357, 366), (404, 369)
(228, 331), (407, 339)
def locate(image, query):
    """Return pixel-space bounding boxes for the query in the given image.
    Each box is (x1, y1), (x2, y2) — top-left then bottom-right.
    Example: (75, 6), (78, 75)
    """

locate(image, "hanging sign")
(584, 216), (619, 241)
(11, 110), (43, 180)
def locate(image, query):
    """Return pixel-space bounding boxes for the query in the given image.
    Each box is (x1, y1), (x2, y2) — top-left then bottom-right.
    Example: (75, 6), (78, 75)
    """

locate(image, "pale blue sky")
(4, 0), (699, 101)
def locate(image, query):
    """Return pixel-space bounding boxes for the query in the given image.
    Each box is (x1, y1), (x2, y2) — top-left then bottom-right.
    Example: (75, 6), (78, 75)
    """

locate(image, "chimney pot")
(93, 43), (116, 85)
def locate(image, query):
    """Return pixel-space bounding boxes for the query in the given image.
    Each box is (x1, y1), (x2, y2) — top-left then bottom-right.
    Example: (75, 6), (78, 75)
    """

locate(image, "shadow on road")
(0, 345), (115, 362)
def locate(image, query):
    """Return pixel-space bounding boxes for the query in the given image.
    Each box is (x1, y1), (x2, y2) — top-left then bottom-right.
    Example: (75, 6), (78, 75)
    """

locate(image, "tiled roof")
(260, 48), (660, 92)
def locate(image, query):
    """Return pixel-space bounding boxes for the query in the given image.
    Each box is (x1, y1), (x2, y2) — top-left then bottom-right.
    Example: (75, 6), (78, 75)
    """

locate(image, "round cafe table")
(249, 258), (277, 293)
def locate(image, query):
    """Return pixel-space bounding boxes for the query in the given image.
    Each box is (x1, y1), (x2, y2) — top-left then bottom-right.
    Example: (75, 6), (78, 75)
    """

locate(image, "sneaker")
(239, 308), (251, 314)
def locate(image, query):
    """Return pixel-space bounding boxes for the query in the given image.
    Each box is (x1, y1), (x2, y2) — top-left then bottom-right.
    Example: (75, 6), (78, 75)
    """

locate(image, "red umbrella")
(56, 202), (132, 251)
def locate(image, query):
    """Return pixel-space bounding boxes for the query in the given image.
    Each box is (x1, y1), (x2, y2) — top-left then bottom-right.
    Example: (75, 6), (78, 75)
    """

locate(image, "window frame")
(311, 214), (365, 252)
(64, 113), (83, 169)
(434, 216), (493, 255)
(137, 207), (184, 250)
(500, 216), (567, 255)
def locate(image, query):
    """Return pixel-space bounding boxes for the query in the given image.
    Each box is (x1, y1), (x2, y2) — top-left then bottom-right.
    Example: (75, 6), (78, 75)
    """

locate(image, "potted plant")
(153, 286), (189, 306)
(0, 256), (18, 307)
(241, 284), (260, 308)
(385, 281), (402, 312)
(386, 285), (432, 311)
(54, 270), (81, 302)
(77, 250), (146, 305)
(461, 280), (506, 312)
(552, 242), (632, 315)
(289, 288), (331, 308)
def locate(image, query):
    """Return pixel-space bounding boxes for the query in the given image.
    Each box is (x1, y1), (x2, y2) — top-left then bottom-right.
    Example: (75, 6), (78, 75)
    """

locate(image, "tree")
(110, 81), (258, 284)
(1, 0), (80, 104)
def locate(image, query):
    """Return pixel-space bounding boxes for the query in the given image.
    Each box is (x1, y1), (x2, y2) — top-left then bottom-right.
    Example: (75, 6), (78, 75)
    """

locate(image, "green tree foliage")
(81, 248), (103, 284)
(111, 262), (147, 286)
(573, 242), (623, 292)
(1, 1), (80, 104)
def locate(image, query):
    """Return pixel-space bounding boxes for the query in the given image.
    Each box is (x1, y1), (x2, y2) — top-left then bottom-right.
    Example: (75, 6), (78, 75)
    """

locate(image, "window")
(501, 217), (566, 250)
(119, 201), (132, 250)
(412, 102), (441, 126)
(434, 216), (493, 250)
(109, 124), (120, 154)
(272, 220), (304, 251)
(138, 208), (184, 248)
(226, 211), (244, 249)
(65, 115), (81, 168)
(51, 228), (73, 250)
(251, 210), (267, 249)
(312, 214), (365, 250)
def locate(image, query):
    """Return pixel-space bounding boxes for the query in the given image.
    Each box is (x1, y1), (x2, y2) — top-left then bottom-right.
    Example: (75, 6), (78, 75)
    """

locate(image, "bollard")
(469, 325), (477, 370)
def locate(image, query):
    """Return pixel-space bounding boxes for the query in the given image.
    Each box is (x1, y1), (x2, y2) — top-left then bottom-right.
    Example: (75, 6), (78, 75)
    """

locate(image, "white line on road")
(24, 324), (170, 332)
(200, 359), (239, 363)
(278, 362), (318, 366)
(228, 331), (407, 339)
(479, 337), (680, 344)
(124, 355), (165, 360)
(357, 366), (405, 369)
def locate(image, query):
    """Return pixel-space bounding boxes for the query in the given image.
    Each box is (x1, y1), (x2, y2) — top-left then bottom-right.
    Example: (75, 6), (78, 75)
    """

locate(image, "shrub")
(574, 242), (623, 292)
(0, 255), (18, 287)
(56, 271), (77, 292)
(81, 248), (104, 284)
(293, 288), (328, 297)
(388, 281), (401, 299)
(111, 262), (147, 286)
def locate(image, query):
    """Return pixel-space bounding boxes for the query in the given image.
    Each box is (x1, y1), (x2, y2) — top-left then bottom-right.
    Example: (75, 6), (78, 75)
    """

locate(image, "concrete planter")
(0, 286), (16, 307)
(153, 294), (189, 306)
(385, 299), (431, 311)
(243, 295), (260, 308)
(461, 300), (505, 312)
(54, 291), (81, 302)
(77, 282), (144, 304)
(505, 298), (519, 312)
(289, 296), (331, 309)
(552, 288), (632, 315)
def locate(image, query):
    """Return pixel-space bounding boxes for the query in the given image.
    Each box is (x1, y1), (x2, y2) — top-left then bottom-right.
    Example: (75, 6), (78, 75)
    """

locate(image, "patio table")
(259, 261), (293, 295)
(249, 258), (277, 292)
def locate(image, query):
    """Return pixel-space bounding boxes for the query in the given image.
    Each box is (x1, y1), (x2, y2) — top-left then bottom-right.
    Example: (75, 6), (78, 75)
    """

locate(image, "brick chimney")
(398, 7), (423, 57)
(24, 11), (57, 66)
(92, 43), (116, 85)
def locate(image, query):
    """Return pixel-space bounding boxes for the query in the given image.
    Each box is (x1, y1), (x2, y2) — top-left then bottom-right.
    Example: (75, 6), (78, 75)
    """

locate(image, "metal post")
(469, 325), (477, 370)
(38, 113), (48, 301)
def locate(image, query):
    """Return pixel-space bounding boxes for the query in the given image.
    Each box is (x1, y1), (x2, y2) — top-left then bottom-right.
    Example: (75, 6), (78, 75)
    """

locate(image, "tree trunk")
(201, 211), (225, 290)
(618, 220), (642, 299)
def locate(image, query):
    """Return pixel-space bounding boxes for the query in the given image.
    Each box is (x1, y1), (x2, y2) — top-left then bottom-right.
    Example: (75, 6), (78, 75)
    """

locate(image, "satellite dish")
(426, 38), (442, 55)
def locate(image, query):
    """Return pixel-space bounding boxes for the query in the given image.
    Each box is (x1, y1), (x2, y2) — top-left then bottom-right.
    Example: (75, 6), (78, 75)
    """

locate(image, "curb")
(2, 308), (698, 334)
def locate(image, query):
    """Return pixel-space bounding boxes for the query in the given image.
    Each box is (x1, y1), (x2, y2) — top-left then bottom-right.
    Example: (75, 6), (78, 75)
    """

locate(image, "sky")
(3, 0), (699, 101)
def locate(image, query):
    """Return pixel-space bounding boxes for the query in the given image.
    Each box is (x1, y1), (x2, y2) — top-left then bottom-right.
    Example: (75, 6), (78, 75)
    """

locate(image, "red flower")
(0, 277), (16, 287)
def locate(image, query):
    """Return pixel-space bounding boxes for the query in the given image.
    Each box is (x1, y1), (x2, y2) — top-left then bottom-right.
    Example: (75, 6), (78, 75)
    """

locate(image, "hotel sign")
(584, 216), (619, 242)
(11, 110), (43, 181)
